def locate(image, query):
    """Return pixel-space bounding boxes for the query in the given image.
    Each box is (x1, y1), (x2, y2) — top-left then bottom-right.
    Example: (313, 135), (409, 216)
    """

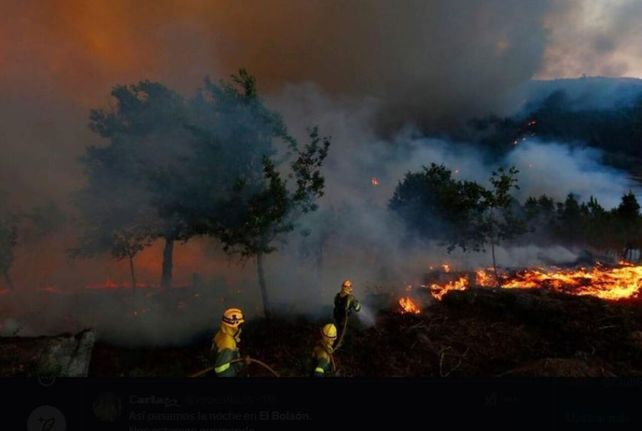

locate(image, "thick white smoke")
(259, 83), (635, 315)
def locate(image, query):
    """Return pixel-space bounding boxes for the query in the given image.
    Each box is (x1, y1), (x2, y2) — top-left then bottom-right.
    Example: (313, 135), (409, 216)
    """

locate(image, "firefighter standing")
(333, 279), (361, 337)
(210, 308), (245, 377)
(311, 323), (337, 377)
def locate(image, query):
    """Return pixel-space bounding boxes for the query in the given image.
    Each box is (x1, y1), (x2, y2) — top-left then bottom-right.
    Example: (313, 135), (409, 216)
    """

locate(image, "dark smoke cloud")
(0, 0), (553, 285)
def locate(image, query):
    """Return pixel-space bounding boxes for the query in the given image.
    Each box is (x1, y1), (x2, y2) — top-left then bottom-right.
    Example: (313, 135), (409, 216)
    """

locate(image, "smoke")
(1, 1), (641, 344)
(540, 0), (642, 79)
(4, 80), (637, 345)
(271, 84), (634, 209)
(505, 140), (633, 208)
(0, 0), (553, 212)
(256, 84), (633, 315)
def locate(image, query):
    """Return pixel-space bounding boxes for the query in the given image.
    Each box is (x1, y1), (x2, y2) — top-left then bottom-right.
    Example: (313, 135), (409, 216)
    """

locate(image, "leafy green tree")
(213, 128), (330, 318)
(77, 70), (329, 300)
(469, 167), (526, 284)
(78, 81), (195, 288)
(389, 163), (486, 244)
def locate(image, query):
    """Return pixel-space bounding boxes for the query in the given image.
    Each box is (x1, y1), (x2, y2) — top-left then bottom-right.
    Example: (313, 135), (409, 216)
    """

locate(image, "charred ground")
(85, 287), (642, 378)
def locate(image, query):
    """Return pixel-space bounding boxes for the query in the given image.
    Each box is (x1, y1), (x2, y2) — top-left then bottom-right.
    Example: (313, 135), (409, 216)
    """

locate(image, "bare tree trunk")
(129, 254), (137, 291)
(257, 252), (271, 319)
(491, 241), (501, 287)
(161, 236), (174, 289)
(3, 270), (13, 290)
(622, 245), (632, 263)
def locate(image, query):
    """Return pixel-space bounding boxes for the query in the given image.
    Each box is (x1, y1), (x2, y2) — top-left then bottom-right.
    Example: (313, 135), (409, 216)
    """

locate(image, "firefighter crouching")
(211, 308), (245, 377)
(333, 279), (361, 336)
(312, 323), (337, 377)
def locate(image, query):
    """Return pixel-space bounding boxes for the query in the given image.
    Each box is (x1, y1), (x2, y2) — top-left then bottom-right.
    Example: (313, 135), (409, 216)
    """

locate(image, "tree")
(466, 167), (526, 285)
(77, 70), (329, 298)
(555, 193), (584, 246)
(389, 163), (486, 244)
(614, 191), (641, 259)
(213, 128), (330, 318)
(0, 211), (17, 290)
(522, 195), (556, 244)
(390, 164), (525, 283)
(78, 80), (195, 288)
(70, 223), (152, 290)
(581, 196), (613, 252)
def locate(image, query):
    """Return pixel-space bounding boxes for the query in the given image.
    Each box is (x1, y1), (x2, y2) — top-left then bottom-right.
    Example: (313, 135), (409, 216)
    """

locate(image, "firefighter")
(210, 307), (245, 377)
(333, 279), (361, 337)
(311, 323), (337, 377)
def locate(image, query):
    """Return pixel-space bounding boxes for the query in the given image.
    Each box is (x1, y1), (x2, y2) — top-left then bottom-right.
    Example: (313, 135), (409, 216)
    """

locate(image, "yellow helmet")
(321, 323), (337, 340)
(221, 308), (245, 329)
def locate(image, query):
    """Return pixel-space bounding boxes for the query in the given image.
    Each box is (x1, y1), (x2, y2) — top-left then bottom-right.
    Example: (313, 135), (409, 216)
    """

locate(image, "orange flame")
(427, 264), (642, 301)
(430, 276), (468, 300)
(371, 177), (380, 186)
(399, 297), (421, 314)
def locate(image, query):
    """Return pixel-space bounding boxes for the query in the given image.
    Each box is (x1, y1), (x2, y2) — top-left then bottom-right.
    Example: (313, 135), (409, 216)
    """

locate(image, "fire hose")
(189, 357), (280, 378)
(332, 315), (350, 353)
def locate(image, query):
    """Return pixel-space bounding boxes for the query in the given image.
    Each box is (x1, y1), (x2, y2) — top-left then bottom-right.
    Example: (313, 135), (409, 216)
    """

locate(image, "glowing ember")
(371, 177), (380, 186)
(37, 285), (63, 294)
(131, 307), (151, 317)
(85, 280), (155, 289)
(442, 264), (451, 273)
(427, 264), (642, 301)
(86, 279), (121, 289)
(399, 297), (421, 314)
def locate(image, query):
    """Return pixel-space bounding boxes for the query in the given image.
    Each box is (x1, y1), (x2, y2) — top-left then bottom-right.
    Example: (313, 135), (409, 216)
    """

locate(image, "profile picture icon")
(27, 405), (66, 431)
(92, 392), (122, 423)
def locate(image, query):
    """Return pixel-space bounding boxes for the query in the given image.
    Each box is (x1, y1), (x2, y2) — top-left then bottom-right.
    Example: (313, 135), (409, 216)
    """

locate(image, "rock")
(0, 329), (96, 377)
(65, 330), (97, 377)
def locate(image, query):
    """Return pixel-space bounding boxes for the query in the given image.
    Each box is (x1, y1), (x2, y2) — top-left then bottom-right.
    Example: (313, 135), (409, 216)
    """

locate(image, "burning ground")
(89, 272), (642, 378)
(4, 261), (642, 377)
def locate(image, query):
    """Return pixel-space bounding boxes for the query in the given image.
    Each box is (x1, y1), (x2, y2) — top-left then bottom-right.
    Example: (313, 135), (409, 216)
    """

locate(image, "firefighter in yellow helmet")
(210, 308), (245, 377)
(311, 323), (337, 377)
(333, 279), (361, 337)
